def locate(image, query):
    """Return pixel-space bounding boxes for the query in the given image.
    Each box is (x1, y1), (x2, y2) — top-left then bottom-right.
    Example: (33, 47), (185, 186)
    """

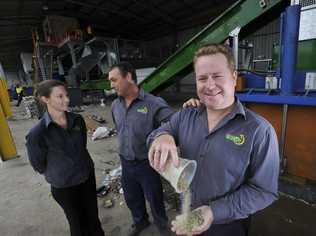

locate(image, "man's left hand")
(191, 206), (214, 235)
(171, 205), (214, 235)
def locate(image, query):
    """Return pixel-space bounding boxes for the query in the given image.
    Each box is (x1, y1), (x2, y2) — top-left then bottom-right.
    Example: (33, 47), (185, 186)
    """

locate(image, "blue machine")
(237, 4), (316, 106)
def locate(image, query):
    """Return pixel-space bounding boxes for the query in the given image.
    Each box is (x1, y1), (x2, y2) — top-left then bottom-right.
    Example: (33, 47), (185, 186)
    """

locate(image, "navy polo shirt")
(111, 88), (174, 161)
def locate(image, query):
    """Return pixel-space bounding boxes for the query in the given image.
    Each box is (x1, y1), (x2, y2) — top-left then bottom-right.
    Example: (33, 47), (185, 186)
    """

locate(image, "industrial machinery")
(32, 16), (119, 89)
(31, 16), (120, 106)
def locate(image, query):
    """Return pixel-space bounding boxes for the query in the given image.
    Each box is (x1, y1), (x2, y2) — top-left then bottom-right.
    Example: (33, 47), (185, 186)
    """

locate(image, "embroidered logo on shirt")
(225, 134), (245, 145)
(137, 106), (148, 114)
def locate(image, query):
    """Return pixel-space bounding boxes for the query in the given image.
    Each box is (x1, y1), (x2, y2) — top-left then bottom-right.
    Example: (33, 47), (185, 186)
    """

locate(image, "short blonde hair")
(193, 43), (235, 72)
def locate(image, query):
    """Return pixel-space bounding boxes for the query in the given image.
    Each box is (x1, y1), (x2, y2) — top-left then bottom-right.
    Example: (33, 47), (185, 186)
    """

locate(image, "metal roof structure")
(0, 0), (236, 71)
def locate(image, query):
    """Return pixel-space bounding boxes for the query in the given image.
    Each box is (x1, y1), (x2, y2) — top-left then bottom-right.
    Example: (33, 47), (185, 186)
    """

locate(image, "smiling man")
(147, 44), (280, 236)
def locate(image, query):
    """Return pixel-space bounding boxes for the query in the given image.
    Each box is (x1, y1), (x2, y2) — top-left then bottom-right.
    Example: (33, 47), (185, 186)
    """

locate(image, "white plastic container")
(158, 157), (197, 193)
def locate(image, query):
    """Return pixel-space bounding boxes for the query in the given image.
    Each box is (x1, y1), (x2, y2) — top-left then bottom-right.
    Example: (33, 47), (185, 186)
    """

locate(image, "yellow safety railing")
(0, 78), (12, 118)
(0, 78), (18, 161)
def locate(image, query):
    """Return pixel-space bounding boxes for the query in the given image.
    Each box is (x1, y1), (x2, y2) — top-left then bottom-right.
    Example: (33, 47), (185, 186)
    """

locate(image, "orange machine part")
(236, 76), (246, 92)
(246, 103), (283, 140)
(285, 106), (316, 181)
(246, 103), (316, 181)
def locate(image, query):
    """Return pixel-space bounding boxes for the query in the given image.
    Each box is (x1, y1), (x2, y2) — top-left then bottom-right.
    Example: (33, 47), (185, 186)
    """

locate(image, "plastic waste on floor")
(92, 127), (110, 140)
(97, 165), (122, 198)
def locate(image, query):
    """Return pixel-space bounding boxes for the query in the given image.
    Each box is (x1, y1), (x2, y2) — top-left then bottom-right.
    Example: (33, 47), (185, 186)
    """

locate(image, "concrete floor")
(1, 102), (316, 236)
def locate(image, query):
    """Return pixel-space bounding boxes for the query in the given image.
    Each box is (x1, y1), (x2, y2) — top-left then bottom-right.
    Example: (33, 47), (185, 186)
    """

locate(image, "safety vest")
(16, 87), (23, 94)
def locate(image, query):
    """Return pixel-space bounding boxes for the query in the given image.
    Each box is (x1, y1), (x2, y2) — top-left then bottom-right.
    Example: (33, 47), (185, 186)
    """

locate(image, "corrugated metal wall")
(244, 18), (280, 61)
(295, 0), (316, 8)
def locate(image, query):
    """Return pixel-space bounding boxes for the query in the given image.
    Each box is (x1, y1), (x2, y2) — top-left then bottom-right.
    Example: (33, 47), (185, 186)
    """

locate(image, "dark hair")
(193, 43), (235, 72)
(109, 62), (137, 84)
(35, 80), (66, 99)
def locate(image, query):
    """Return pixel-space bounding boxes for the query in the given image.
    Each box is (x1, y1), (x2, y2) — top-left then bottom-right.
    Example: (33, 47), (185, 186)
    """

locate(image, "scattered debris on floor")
(89, 114), (106, 123)
(119, 188), (124, 194)
(68, 106), (84, 113)
(92, 127), (110, 140)
(97, 166), (122, 198)
(103, 199), (114, 208)
(100, 160), (116, 166)
(92, 127), (116, 140)
(82, 113), (116, 138)
(97, 185), (109, 198)
(83, 115), (102, 132)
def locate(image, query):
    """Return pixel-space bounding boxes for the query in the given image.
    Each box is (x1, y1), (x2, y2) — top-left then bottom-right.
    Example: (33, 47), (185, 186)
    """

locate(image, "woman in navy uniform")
(26, 80), (104, 236)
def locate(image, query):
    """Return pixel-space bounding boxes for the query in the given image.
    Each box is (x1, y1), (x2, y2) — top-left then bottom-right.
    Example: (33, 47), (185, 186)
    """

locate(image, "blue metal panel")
(294, 71), (306, 92)
(237, 93), (316, 106)
(280, 5), (301, 95)
(241, 72), (266, 89)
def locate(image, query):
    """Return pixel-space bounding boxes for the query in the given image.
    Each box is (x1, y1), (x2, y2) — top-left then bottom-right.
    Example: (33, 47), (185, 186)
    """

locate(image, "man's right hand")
(148, 134), (179, 172)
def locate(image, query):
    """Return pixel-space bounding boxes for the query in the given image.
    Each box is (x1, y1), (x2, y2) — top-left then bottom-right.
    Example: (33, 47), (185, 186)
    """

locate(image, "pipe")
(233, 36), (239, 70)
(229, 27), (241, 70)
(280, 104), (288, 174)
(276, 11), (284, 88)
(280, 5), (301, 95)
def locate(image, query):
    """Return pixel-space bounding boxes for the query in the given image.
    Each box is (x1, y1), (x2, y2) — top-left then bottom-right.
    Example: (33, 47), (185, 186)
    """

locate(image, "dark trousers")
(51, 172), (105, 236)
(201, 218), (251, 236)
(121, 158), (168, 228)
(16, 94), (23, 106)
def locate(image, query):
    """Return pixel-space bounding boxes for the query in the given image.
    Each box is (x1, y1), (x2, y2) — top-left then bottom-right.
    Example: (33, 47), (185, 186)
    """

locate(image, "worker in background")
(108, 62), (173, 236)
(15, 83), (24, 107)
(147, 44), (279, 236)
(26, 80), (105, 236)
